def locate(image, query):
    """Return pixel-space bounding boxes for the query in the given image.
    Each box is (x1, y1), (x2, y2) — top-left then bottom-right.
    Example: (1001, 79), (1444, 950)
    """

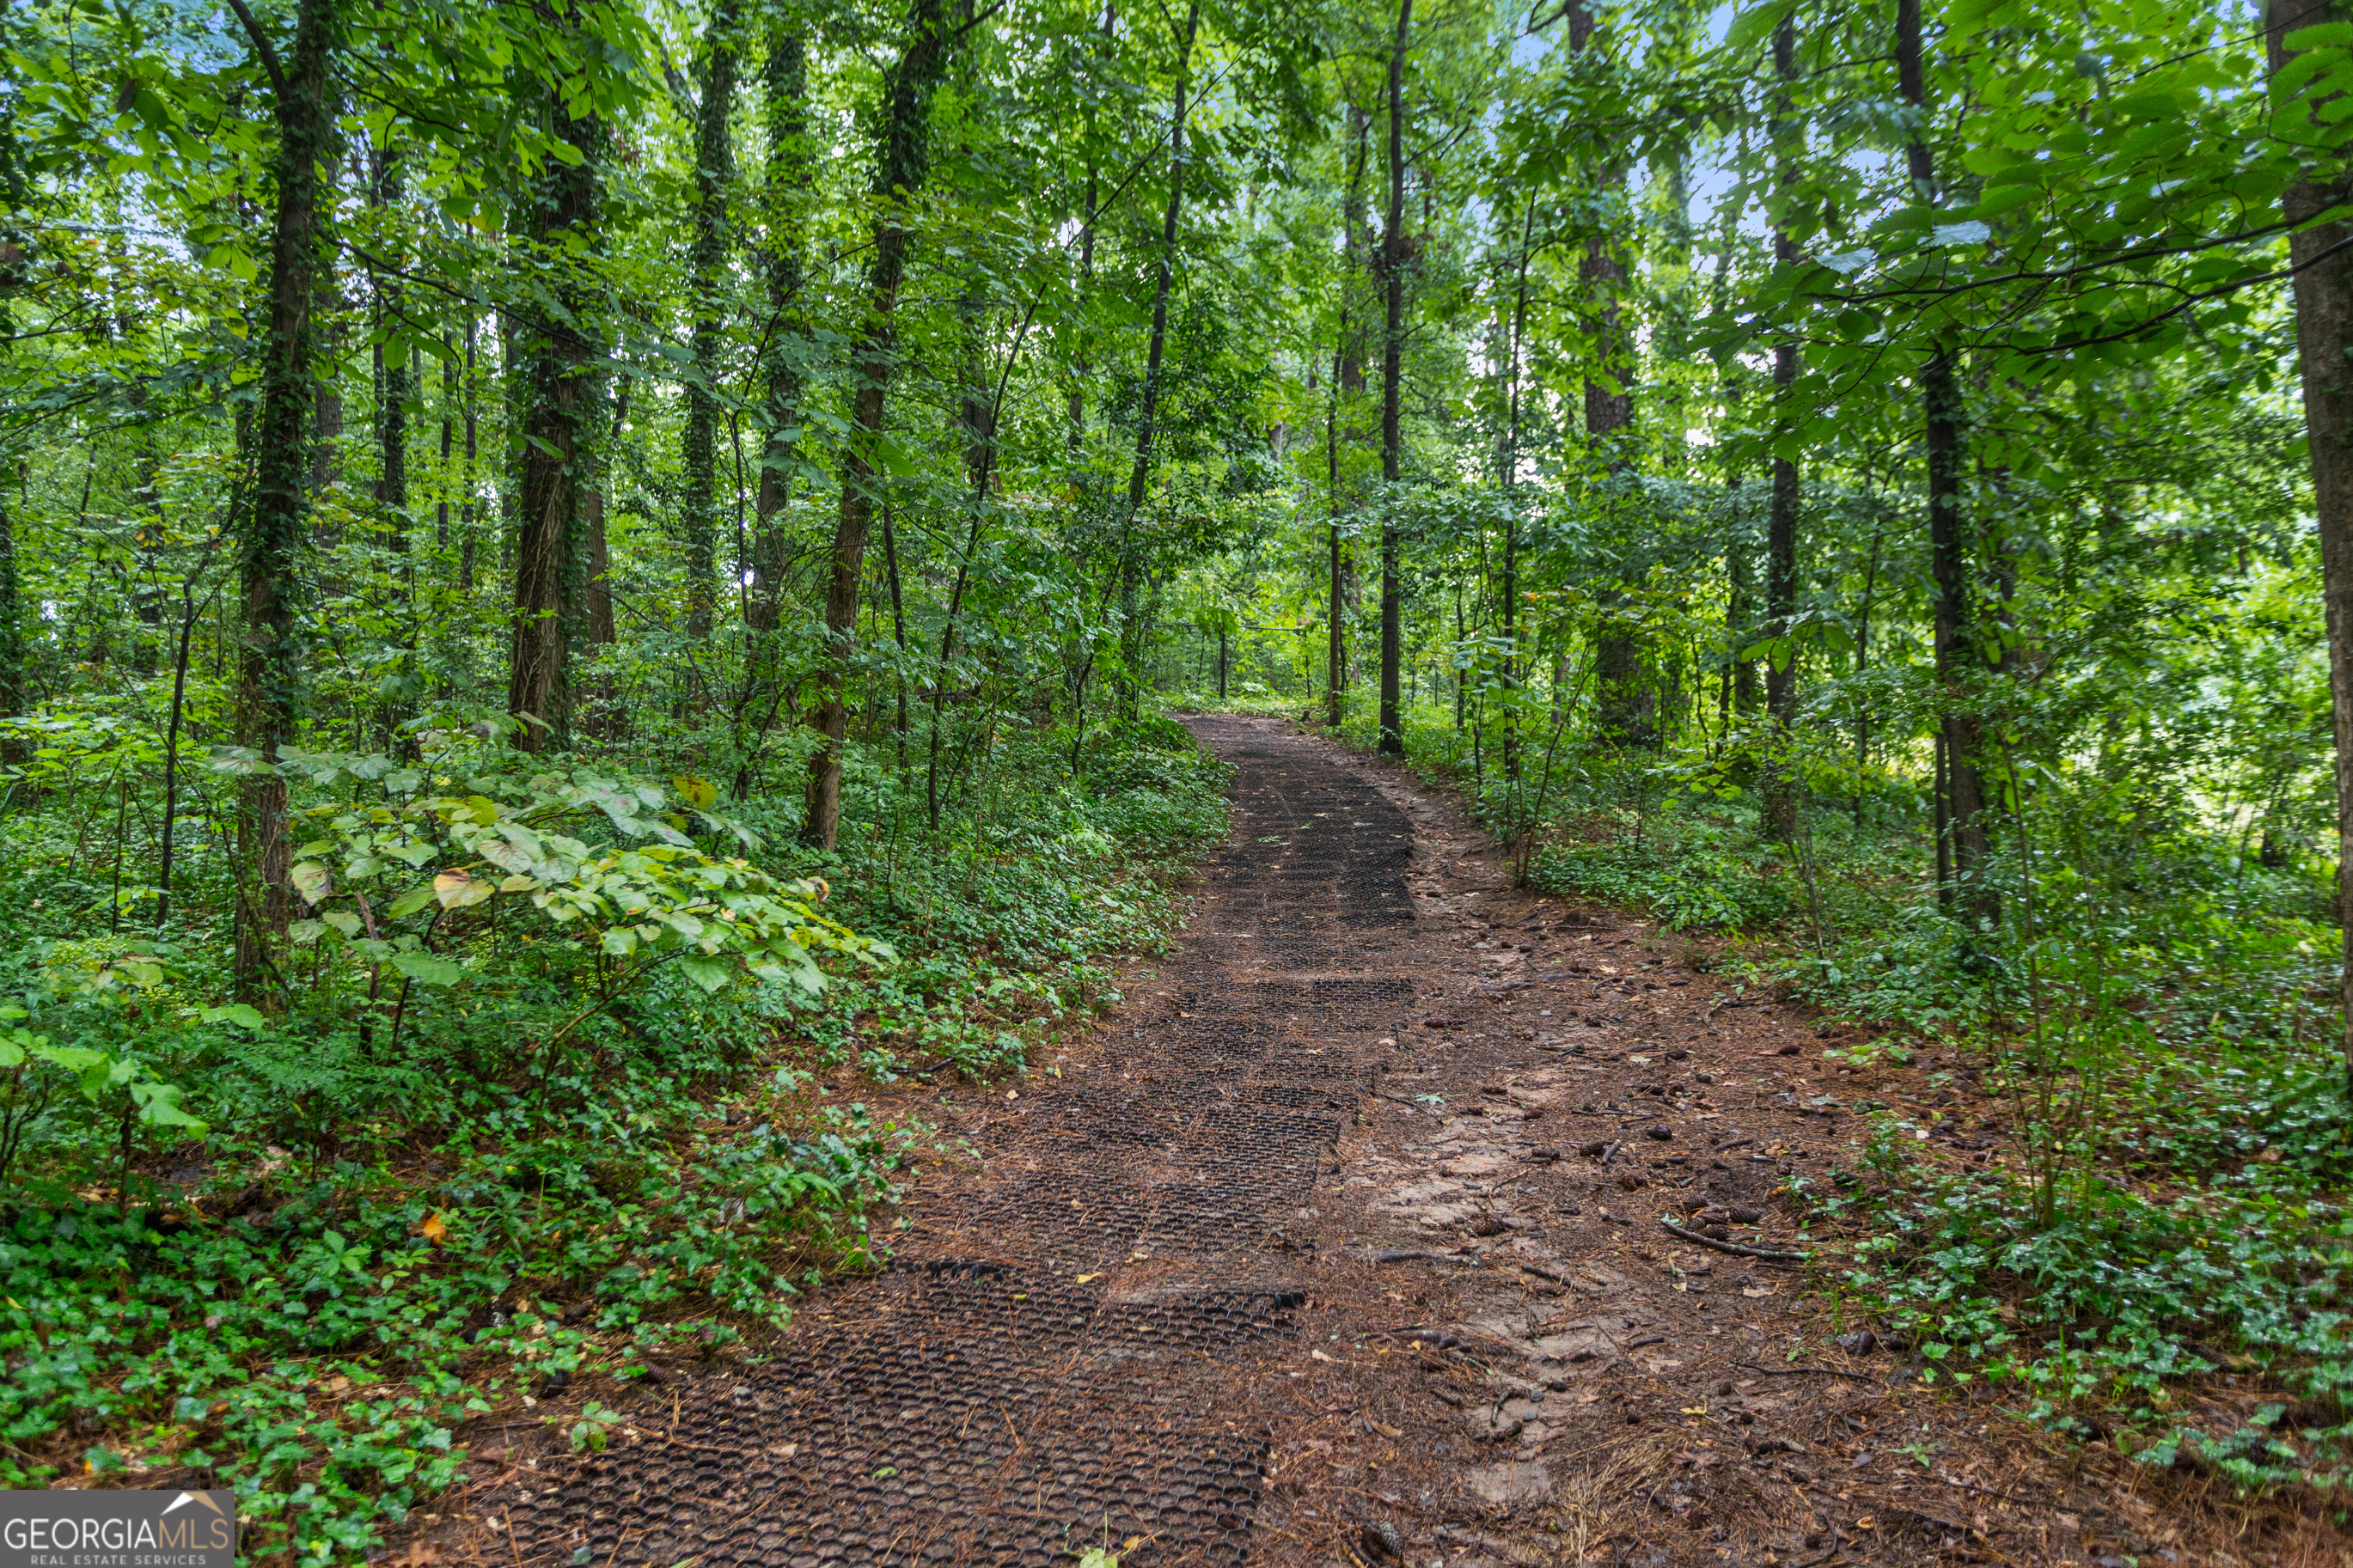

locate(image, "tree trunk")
(437, 326), (455, 552)
(234, 0), (337, 1002)
(1853, 498), (1885, 823)
(1326, 337), (1345, 728)
(1327, 105), (1370, 729)
(1499, 193), (1533, 778)
(1760, 11), (1800, 843)
(460, 314), (478, 590)
(750, 25), (807, 635)
(683, 0), (740, 655)
(802, 0), (953, 849)
(1572, 1), (1647, 747)
(584, 376), (626, 650)
(0, 479), (21, 725)
(1898, 0), (1991, 925)
(504, 82), (602, 753)
(1116, 0), (1203, 717)
(2268, 0), (2353, 1084)
(1376, 0), (1411, 759)
(311, 277), (343, 497)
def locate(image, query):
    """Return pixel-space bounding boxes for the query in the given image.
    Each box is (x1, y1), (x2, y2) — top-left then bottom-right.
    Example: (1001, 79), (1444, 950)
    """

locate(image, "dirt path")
(438, 717), (2253, 1568)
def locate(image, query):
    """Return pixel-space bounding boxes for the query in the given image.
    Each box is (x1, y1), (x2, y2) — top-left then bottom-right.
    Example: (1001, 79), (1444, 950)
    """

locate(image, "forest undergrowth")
(1287, 696), (2353, 1501)
(0, 715), (1227, 1559)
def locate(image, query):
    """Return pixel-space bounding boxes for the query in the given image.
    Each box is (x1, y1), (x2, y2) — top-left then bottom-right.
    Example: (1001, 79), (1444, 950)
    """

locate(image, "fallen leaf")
(1311, 1349), (1334, 1363)
(1076, 1272), (1101, 1284)
(421, 1211), (449, 1246)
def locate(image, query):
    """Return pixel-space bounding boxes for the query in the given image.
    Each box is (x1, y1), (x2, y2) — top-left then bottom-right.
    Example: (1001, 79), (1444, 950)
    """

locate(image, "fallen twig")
(1658, 1216), (1810, 1261)
(1735, 1358), (1875, 1381)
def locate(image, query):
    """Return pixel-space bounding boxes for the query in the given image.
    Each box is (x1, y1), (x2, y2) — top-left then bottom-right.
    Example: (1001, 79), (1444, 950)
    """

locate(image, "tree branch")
(223, 0), (288, 98)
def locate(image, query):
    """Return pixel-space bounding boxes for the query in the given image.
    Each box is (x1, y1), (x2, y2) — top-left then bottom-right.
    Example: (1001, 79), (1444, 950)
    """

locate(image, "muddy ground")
(400, 716), (2343, 1567)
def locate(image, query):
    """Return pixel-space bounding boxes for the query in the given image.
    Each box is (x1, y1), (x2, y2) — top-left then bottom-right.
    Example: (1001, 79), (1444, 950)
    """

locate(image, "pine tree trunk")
(235, 0), (337, 1001)
(1377, 0), (1411, 759)
(803, 0), (953, 849)
(2268, 0), (2353, 1084)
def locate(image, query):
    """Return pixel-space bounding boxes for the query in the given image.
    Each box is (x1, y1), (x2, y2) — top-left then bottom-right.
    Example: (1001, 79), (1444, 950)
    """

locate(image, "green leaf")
(2285, 21), (2353, 49)
(1722, 0), (1794, 57)
(678, 954), (736, 993)
(389, 951), (468, 987)
(290, 861), (333, 906)
(388, 884), (437, 918)
(131, 1080), (207, 1132)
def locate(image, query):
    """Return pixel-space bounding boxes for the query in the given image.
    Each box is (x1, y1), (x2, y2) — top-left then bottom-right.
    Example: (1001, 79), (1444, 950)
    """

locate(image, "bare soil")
(400, 716), (2346, 1567)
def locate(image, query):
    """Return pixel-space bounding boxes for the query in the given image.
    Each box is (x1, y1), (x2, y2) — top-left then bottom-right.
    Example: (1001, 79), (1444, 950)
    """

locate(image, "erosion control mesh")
(498, 718), (1413, 1565)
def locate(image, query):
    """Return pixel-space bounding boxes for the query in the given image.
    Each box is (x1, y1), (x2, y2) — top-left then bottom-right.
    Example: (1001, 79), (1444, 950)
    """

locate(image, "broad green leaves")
(221, 734), (889, 1025)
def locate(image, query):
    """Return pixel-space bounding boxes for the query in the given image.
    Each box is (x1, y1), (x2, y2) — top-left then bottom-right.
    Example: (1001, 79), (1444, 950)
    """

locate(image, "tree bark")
(1760, 10), (1800, 842)
(802, 0), (953, 849)
(1572, 0), (1647, 747)
(235, 0), (336, 1001)
(1116, 0), (1203, 717)
(2268, 0), (2353, 1084)
(504, 78), (602, 753)
(750, 25), (808, 635)
(1499, 192), (1533, 778)
(1377, 0), (1411, 758)
(460, 314), (478, 590)
(683, 0), (740, 653)
(437, 326), (455, 552)
(0, 478), (21, 725)
(1327, 104), (1371, 729)
(1066, 3), (1115, 455)
(1898, 0), (1991, 924)
(584, 375), (626, 651)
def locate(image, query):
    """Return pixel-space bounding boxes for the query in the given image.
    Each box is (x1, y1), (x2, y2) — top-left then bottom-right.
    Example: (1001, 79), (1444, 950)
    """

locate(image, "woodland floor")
(400, 717), (2349, 1567)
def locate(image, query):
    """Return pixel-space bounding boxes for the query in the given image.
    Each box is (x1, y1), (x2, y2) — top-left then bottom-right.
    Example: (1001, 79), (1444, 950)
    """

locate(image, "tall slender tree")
(803, 0), (953, 849)
(225, 0), (337, 997)
(683, 0), (741, 650)
(1574, 0), (1649, 748)
(2268, 0), (2353, 1083)
(750, 21), (808, 635)
(1898, 0), (1989, 923)
(1377, 0), (1411, 758)
(1327, 101), (1370, 729)
(504, 53), (604, 752)
(1759, 9), (1800, 841)
(1117, 0), (1205, 715)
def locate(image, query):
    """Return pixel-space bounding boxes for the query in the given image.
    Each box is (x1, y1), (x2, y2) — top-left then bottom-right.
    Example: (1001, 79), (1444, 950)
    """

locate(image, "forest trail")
(443, 717), (2204, 1567)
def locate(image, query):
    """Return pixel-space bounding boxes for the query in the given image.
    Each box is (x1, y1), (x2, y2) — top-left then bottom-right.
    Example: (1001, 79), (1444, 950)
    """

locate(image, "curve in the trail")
(492, 718), (1413, 1566)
